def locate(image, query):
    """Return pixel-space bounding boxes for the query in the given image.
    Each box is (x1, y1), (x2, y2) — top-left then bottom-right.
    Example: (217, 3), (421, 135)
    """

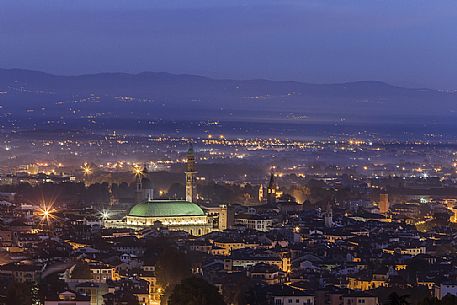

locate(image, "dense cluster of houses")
(0, 189), (457, 304)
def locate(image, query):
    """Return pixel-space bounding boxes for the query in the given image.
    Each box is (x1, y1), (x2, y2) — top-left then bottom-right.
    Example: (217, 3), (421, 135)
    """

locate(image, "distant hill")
(0, 68), (456, 121)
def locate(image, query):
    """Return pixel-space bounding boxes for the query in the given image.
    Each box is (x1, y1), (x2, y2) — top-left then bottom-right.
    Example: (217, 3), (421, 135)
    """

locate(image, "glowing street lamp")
(37, 205), (57, 225)
(132, 165), (144, 178)
(100, 209), (110, 220)
(82, 162), (92, 176)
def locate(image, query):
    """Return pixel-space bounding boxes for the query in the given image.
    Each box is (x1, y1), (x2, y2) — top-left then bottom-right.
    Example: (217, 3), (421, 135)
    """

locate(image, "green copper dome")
(128, 200), (205, 217)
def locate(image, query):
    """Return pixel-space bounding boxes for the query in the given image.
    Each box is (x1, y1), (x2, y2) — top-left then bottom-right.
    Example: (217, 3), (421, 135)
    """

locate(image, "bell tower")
(135, 164), (153, 203)
(266, 171), (277, 205)
(185, 143), (197, 202)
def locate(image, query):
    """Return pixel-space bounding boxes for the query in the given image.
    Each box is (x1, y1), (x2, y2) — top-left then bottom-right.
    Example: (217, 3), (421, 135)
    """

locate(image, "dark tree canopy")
(6, 282), (32, 305)
(222, 274), (266, 305)
(155, 245), (192, 305)
(155, 247), (192, 288)
(388, 292), (411, 305)
(419, 295), (457, 305)
(168, 277), (226, 305)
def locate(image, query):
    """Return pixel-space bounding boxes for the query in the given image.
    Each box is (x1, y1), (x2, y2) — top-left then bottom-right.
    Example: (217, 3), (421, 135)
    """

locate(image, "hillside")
(0, 68), (455, 120)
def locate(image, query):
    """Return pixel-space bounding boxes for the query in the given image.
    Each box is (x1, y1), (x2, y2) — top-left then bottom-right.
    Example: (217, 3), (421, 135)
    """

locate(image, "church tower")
(185, 143), (197, 203)
(266, 171), (277, 205)
(136, 171), (143, 192)
(324, 204), (334, 228)
(135, 164), (153, 203)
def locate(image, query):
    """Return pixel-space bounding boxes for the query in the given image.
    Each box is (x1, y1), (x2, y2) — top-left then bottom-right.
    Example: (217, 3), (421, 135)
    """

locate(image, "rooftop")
(128, 200), (205, 218)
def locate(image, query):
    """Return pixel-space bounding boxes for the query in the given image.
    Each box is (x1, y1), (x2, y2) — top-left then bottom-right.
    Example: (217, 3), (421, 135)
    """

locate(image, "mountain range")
(0, 68), (456, 122)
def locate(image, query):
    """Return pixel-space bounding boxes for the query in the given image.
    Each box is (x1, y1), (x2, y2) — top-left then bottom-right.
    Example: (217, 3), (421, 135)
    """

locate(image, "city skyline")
(2, 2), (457, 305)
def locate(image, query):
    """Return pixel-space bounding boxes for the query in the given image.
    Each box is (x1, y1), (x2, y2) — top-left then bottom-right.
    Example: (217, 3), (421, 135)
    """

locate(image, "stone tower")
(136, 164), (153, 203)
(324, 204), (334, 228)
(185, 143), (197, 203)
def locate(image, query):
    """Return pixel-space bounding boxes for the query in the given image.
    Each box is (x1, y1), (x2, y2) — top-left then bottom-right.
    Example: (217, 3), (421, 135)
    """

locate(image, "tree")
(155, 246), (192, 304)
(418, 297), (442, 305)
(417, 295), (457, 305)
(6, 282), (32, 305)
(221, 274), (250, 305)
(387, 292), (410, 305)
(168, 277), (226, 305)
(406, 257), (429, 279)
(244, 283), (268, 305)
(38, 273), (66, 303)
(442, 295), (457, 305)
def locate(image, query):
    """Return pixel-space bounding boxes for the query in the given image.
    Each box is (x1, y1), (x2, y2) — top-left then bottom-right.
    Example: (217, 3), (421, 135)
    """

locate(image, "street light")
(37, 205), (57, 225)
(82, 162), (92, 176)
(133, 165), (143, 177)
(100, 209), (110, 220)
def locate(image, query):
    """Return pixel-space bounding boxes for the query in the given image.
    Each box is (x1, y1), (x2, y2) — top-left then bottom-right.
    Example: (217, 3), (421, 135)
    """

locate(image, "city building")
(105, 144), (223, 236)
(379, 192), (389, 214)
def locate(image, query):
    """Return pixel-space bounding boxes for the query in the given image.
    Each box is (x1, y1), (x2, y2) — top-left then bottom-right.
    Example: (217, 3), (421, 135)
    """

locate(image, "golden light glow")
(132, 165), (143, 177)
(37, 205), (57, 225)
(451, 213), (457, 223)
(81, 162), (92, 176)
(100, 209), (110, 220)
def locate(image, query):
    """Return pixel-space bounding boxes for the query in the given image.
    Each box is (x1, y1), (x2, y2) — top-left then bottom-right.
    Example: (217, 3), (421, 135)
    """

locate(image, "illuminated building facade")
(106, 144), (228, 236)
(125, 200), (213, 236)
(379, 192), (389, 214)
(258, 184), (264, 202)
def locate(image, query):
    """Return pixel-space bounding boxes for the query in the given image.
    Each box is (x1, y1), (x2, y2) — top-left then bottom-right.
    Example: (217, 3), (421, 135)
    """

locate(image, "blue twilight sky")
(0, 0), (456, 89)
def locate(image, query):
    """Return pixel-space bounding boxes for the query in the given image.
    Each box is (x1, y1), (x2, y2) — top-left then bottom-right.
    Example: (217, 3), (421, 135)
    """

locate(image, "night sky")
(1, 0), (456, 89)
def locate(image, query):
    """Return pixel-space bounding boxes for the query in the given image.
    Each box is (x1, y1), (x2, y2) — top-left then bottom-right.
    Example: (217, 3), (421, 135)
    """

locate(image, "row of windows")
(346, 299), (368, 304)
(274, 298), (313, 305)
(92, 269), (112, 273)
